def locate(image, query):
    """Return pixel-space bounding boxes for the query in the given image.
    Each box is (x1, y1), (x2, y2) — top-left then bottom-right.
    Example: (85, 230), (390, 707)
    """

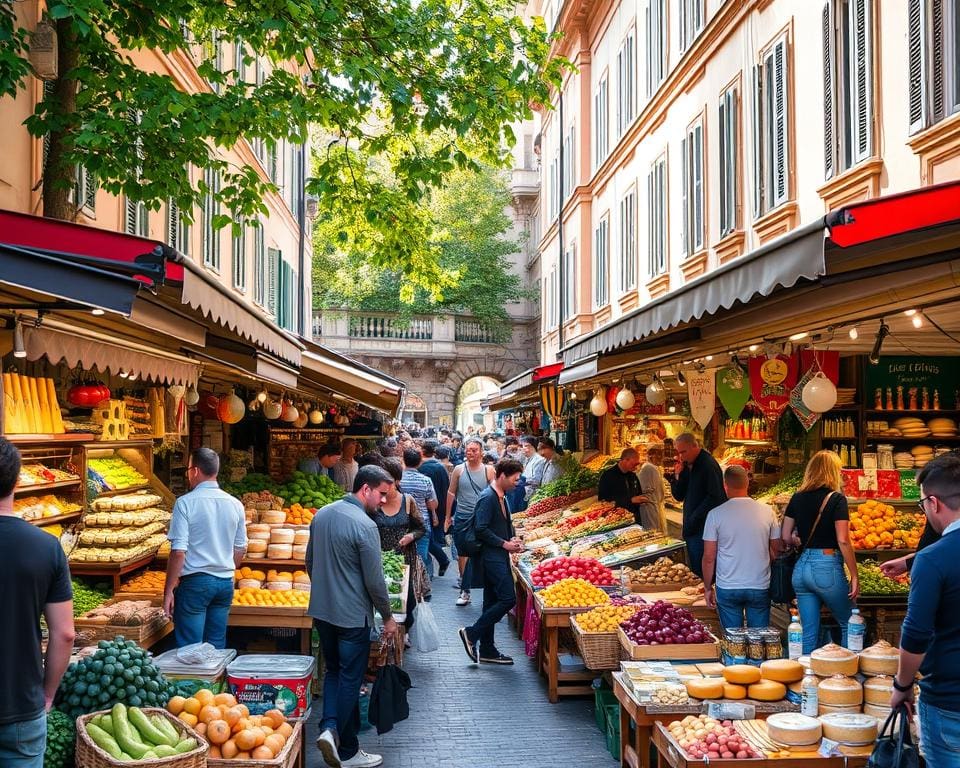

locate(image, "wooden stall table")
(651, 722), (870, 768)
(70, 552), (158, 593)
(228, 605), (314, 655)
(612, 673), (801, 768)
(533, 592), (598, 703)
(511, 566), (533, 635)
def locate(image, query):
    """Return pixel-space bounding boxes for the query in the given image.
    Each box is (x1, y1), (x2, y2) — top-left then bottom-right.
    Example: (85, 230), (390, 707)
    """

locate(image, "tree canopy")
(313, 162), (533, 338)
(2, 0), (563, 287)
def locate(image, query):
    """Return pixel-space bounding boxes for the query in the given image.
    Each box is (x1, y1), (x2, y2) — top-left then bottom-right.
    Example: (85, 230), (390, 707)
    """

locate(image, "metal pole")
(557, 90), (565, 360)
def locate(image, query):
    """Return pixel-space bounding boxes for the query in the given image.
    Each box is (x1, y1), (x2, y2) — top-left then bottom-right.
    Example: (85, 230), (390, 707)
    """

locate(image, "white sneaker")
(316, 729), (341, 767)
(341, 750), (383, 767)
(456, 591), (471, 606)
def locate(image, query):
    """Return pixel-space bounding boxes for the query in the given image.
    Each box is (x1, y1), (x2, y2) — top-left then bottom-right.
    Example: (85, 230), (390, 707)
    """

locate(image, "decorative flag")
(687, 367), (717, 429)
(790, 365), (821, 431)
(749, 354), (798, 424)
(539, 384), (566, 419)
(716, 364), (751, 419)
(800, 349), (840, 384)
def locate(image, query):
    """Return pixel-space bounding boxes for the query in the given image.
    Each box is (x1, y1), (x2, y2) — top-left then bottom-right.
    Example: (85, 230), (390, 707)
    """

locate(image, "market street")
(307, 565), (616, 768)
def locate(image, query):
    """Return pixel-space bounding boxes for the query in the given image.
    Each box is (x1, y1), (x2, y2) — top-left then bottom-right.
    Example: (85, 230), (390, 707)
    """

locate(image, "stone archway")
(433, 356), (528, 425)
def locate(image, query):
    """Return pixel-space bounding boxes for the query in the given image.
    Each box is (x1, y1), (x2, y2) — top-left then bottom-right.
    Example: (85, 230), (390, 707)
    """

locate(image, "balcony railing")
(455, 318), (500, 343)
(348, 315), (434, 340)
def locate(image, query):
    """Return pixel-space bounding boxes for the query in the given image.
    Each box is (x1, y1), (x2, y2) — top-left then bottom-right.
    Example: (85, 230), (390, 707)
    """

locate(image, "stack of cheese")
(811, 644), (861, 715)
(685, 659), (804, 702)
(766, 712), (879, 749)
(246, 523), (270, 558)
(859, 640), (900, 722)
(245, 515), (307, 561)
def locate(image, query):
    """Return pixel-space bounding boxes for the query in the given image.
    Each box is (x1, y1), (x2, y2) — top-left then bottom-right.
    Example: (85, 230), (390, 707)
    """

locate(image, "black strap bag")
(866, 705), (919, 768)
(769, 491), (835, 604)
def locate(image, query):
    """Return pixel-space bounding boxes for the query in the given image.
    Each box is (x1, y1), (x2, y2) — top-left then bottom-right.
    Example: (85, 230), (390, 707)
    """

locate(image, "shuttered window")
(647, 156), (667, 277)
(253, 225), (266, 306)
(548, 151), (559, 218)
(718, 85), (739, 237)
(594, 75), (609, 170)
(681, 120), (705, 258)
(753, 36), (790, 217)
(645, 0), (666, 98)
(619, 187), (637, 293)
(124, 109), (147, 235)
(266, 247), (280, 316)
(201, 167), (221, 269)
(167, 197), (189, 253)
(234, 39), (246, 83)
(593, 218), (609, 309)
(562, 242), (576, 318)
(232, 228), (246, 291)
(679, 0), (705, 51)
(74, 165), (97, 213)
(617, 27), (636, 136)
(908, 0), (960, 134)
(822, 0), (874, 179)
(203, 30), (222, 94)
(562, 125), (576, 198)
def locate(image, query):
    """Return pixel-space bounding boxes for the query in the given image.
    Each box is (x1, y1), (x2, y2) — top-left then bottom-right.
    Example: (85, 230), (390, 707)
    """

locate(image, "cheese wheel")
(248, 530), (272, 541)
(270, 528), (295, 544)
(723, 665), (762, 685)
(685, 677), (724, 700)
(747, 680), (787, 701)
(247, 523), (271, 536)
(863, 704), (897, 727)
(810, 643), (859, 677)
(859, 640), (899, 676)
(294, 571), (311, 585)
(863, 676), (894, 705)
(246, 539), (268, 553)
(261, 510), (286, 524)
(818, 675), (863, 706)
(819, 713), (879, 745)
(760, 659), (805, 683)
(819, 703), (863, 716)
(237, 579), (262, 589)
(267, 543), (293, 559)
(766, 713), (822, 746)
(293, 529), (310, 546)
(723, 683), (747, 700)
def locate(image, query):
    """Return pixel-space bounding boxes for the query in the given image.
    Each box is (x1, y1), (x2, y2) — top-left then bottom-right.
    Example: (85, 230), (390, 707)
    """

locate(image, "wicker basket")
(208, 719), (302, 768)
(76, 707), (208, 768)
(571, 618), (623, 670)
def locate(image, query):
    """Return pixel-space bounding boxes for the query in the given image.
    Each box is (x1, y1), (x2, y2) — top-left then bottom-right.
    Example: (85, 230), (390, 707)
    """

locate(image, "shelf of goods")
(73, 595), (173, 648)
(13, 437), (87, 530)
(266, 427), (346, 479)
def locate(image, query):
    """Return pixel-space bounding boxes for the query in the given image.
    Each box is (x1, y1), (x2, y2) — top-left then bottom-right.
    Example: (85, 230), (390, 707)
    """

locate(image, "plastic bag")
(176, 642), (219, 664)
(408, 601), (439, 653)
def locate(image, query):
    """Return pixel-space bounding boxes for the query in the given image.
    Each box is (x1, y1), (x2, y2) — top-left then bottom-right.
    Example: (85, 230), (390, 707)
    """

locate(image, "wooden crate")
(74, 595), (171, 645)
(618, 627), (720, 661)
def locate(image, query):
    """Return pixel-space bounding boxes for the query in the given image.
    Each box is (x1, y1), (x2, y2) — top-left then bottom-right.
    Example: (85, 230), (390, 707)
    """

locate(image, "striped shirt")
(399, 469), (437, 531)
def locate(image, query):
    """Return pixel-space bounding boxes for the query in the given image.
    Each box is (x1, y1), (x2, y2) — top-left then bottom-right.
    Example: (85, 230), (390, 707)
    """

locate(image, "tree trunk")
(41, 17), (78, 221)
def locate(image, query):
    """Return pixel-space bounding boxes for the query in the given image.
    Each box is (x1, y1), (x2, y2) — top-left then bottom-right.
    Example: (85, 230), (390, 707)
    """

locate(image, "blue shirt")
(298, 457), (322, 474)
(399, 469), (437, 531)
(168, 481), (246, 578)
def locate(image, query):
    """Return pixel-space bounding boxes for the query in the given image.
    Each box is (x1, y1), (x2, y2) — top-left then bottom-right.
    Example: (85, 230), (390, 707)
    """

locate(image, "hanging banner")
(790, 365), (821, 431)
(539, 384), (566, 418)
(716, 364), (751, 419)
(687, 368), (717, 430)
(749, 354), (798, 424)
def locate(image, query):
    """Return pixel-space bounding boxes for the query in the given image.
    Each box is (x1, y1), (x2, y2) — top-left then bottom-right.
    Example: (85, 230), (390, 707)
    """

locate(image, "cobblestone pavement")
(307, 564), (617, 768)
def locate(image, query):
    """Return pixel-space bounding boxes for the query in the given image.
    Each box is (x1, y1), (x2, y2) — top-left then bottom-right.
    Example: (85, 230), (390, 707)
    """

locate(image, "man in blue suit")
(457, 458), (524, 665)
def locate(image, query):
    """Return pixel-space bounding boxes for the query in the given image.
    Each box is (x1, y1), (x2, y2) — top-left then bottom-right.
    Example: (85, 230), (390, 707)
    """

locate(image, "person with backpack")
(447, 438), (494, 606)
(457, 458), (525, 666)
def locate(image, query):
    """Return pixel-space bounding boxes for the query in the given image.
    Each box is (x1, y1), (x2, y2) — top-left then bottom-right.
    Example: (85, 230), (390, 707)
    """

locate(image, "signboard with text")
(865, 356), (960, 409)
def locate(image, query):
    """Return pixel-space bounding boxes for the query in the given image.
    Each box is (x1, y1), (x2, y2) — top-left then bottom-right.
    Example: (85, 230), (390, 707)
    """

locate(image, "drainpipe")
(296, 142), (307, 337)
(556, 90), (565, 360)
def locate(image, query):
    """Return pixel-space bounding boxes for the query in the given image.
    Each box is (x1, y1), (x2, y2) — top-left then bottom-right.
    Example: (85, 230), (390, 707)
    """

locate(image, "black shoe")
(439, 562), (449, 577)
(424, 594), (432, 602)
(479, 651), (514, 665)
(458, 627), (478, 663)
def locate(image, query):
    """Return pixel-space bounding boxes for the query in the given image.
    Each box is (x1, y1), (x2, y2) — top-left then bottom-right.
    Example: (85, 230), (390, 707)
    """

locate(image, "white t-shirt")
(702, 497), (780, 590)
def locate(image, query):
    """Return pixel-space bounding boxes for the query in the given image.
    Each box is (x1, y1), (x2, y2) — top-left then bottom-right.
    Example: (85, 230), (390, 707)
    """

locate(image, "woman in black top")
(781, 450), (859, 653)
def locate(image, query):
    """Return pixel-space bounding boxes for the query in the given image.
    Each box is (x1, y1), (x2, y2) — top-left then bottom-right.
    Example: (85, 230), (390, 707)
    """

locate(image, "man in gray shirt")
(309, 465), (398, 768)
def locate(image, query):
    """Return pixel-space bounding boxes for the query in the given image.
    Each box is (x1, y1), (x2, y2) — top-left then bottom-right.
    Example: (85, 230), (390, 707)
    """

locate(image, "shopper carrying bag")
(770, 488), (835, 604)
(867, 705), (919, 768)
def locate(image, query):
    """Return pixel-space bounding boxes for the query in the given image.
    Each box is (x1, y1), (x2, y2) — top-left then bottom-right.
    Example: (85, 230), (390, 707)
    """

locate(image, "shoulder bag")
(769, 490), (836, 604)
(866, 705), (919, 768)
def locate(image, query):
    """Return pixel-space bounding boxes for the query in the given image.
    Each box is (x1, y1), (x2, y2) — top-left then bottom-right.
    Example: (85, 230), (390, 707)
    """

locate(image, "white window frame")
(647, 155), (667, 277)
(593, 74), (609, 171)
(549, 266), (560, 329)
(253, 225), (266, 306)
(232, 227), (246, 291)
(593, 219), (609, 309)
(646, 0), (666, 98)
(201, 167), (221, 270)
(681, 118), (705, 258)
(562, 124), (576, 198)
(753, 34), (790, 217)
(908, 0), (960, 134)
(719, 84), (739, 237)
(548, 151), (559, 218)
(124, 108), (147, 236)
(619, 187), (637, 293)
(679, 0), (705, 51)
(562, 242), (576, 318)
(617, 26), (636, 136)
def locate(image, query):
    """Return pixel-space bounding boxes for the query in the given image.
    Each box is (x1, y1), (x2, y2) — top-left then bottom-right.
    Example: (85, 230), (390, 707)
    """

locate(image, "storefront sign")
(865, 356), (960, 409)
(716, 364), (751, 419)
(687, 368), (717, 429)
(749, 354), (798, 424)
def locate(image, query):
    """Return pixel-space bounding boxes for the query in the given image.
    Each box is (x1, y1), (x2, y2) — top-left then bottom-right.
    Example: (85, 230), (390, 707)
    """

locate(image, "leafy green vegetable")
(45, 709), (75, 768)
(530, 455), (599, 503)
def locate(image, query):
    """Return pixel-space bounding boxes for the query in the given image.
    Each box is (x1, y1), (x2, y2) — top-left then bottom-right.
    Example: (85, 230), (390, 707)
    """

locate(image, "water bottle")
(787, 611), (803, 660)
(847, 608), (866, 652)
(800, 670), (819, 717)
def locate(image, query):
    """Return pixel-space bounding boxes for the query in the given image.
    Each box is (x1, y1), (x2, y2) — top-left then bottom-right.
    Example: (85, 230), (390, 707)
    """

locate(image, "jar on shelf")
(877, 444), (895, 470)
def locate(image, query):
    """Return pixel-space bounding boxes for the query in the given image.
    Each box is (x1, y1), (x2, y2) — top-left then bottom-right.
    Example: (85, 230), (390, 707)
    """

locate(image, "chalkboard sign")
(865, 356), (960, 409)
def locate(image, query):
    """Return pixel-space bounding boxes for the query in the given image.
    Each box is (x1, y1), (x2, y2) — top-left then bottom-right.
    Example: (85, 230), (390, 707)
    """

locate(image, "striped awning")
(539, 384), (566, 418)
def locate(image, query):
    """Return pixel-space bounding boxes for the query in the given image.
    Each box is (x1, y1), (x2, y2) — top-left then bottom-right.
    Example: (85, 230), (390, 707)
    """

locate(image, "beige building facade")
(535, 0), (960, 364)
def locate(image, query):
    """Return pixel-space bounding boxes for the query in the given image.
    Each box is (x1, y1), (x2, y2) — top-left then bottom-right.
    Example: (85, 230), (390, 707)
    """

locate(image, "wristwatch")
(892, 677), (913, 693)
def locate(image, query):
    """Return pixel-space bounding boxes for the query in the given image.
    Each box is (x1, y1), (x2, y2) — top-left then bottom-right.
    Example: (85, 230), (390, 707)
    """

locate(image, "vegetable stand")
(532, 590), (603, 703)
(226, 605), (314, 655)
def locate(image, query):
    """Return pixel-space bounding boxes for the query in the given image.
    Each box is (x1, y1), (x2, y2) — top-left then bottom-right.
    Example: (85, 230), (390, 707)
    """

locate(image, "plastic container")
(227, 654), (317, 717)
(788, 612), (803, 660)
(847, 609), (866, 653)
(153, 647), (236, 697)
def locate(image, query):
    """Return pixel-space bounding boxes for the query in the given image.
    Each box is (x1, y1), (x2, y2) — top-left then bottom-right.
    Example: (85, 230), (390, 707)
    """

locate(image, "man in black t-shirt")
(0, 438), (74, 766)
(598, 448), (647, 523)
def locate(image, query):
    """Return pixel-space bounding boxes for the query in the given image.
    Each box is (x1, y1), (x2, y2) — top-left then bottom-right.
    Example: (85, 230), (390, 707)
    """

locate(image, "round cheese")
(270, 527), (295, 544)
(247, 539), (268, 553)
(685, 677), (724, 700)
(292, 544), (308, 560)
(261, 509), (286, 524)
(723, 683), (747, 700)
(747, 680), (787, 701)
(723, 665), (762, 685)
(760, 659), (805, 683)
(818, 675), (863, 706)
(863, 676), (894, 705)
(819, 703), (863, 716)
(293, 529), (310, 546)
(267, 543), (293, 559)
(237, 578), (262, 589)
(819, 713), (879, 745)
(863, 704), (897, 730)
(810, 643), (859, 677)
(859, 640), (899, 676)
(766, 713), (822, 746)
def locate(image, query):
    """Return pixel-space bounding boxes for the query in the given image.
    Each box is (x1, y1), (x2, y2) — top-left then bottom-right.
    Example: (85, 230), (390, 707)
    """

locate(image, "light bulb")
(91, 308), (105, 316)
(705, 355), (713, 361)
(849, 326), (859, 340)
(904, 309), (918, 316)
(789, 331), (809, 341)
(117, 369), (128, 379)
(748, 344), (759, 352)
(12, 318), (26, 358)
(912, 314), (923, 328)
(257, 389), (268, 403)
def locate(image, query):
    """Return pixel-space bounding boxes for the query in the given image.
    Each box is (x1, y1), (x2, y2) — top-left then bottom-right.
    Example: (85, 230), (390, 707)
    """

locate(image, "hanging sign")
(716, 364), (751, 419)
(790, 365), (821, 431)
(749, 354), (798, 424)
(687, 367), (717, 429)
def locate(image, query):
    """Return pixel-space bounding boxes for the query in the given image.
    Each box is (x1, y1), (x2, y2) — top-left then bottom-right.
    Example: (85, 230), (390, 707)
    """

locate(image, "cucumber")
(140, 749), (157, 759)
(128, 706), (174, 746)
(98, 715), (115, 736)
(152, 715), (181, 746)
(86, 722), (124, 760)
(174, 737), (198, 754)
(110, 703), (152, 759)
(152, 745), (179, 758)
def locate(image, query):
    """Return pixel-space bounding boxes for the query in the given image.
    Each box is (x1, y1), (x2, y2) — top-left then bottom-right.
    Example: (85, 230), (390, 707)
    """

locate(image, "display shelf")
(69, 552), (158, 592)
(723, 439), (776, 446)
(865, 409), (960, 416)
(864, 436), (960, 442)
(16, 478), (82, 493)
(93, 483), (152, 496)
(27, 510), (82, 526)
(241, 557), (307, 567)
(7, 433), (96, 444)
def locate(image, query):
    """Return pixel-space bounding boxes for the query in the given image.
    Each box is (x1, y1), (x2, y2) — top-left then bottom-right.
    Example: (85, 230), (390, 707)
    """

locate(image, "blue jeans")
(429, 523), (450, 572)
(173, 573), (234, 648)
(715, 587), (771, 629)
(416, 536), (431, 576)
(315, 620), (371, 762)
(920, 699), (960, 768)
(0, 712), (46, 767)
(466, 554), (516, 656)
(792, 549), (853, 654)
(685, 536), (705, 578)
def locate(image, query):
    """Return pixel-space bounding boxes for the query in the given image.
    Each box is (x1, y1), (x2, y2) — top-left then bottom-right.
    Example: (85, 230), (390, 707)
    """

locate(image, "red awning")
(533, 362), (564, 381)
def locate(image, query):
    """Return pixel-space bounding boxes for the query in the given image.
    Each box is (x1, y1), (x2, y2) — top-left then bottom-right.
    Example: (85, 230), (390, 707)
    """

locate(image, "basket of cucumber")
(76, 704), (208, 768)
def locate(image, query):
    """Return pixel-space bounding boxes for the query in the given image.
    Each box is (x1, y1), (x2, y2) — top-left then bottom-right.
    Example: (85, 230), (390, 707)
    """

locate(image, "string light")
(849, 326), (859, 340)
(912, 314), (923, 328)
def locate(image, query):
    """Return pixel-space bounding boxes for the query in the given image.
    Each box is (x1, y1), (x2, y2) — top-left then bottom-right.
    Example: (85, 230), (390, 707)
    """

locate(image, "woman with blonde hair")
(780, 450), (858, 652)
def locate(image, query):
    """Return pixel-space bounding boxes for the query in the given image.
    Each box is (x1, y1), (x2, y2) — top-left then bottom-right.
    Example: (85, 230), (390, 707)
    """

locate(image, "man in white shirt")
(701, 466), (781, 629)
(330, 438), (359, 492)
(164, 448), (247, 648)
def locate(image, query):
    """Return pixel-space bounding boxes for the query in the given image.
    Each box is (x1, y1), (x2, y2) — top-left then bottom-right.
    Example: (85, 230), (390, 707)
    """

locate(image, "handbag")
(368, 638), (412, 735)
(866, 705), (919, 768)
(769, 491), (835, 604)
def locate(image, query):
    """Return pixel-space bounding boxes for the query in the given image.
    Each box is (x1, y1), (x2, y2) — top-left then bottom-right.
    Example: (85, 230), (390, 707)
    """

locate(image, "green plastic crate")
(594, 686), (617, 732)
(605, 704), (621, 760)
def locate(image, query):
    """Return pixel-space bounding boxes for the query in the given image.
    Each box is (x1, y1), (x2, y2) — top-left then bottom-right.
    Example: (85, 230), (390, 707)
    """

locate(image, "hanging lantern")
(198, 392), (220, 419)
(281, 400), (299, 422)
(802, 372), (838, 413)
(184, 385), (200, 406)
(263, 399), (282, 420)
(217, 390), (245, 424)
(294, 410), (309, 428)
(645, 377), (667, 406)
(308, 407), (324, 425)
(615, 387), (636, 411)
(589, 390), (608, 417)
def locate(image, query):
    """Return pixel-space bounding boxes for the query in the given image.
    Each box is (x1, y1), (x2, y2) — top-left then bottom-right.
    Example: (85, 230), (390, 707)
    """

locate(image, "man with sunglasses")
(891, 454), (960, 767)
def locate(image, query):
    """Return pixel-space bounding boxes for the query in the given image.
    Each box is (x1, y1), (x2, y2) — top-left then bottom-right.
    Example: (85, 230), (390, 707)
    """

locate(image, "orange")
(252, 729), (266, 747)
(207, 721), (231, 745)
(234, 718), (252, 734)
(183, 697), (202, 716)
(234, 729), (258, 752)
(195, 688), (215, 707)
(258, 725), (274, 737)
(277, 723), (293, 739)
(178, 712), (199, 728)
(199, 705), (222, 724)
(264, 734), (286, 755)
(236, 752), (251, 761)
(194, 722), (208, 736)
(223, 706), (244, 728)
(208, 746), (222, 759)
(263, 709), (285, 729)
(236, 704), (250, 718)
(221, 740), (239, 759)
(252, 746), (273, 760)
(167, 696), (186, 716)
